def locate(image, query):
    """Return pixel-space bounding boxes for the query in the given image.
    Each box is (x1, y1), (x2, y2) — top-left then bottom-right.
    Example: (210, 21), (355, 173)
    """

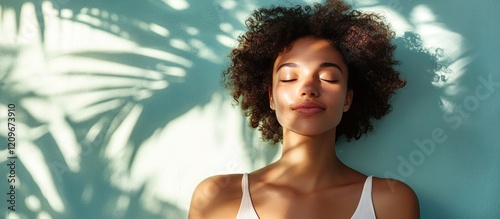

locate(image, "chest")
(250, 185), (364, 219)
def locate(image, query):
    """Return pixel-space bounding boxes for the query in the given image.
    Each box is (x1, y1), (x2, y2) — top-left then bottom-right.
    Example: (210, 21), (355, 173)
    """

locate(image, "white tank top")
(235, 173), (376, 219)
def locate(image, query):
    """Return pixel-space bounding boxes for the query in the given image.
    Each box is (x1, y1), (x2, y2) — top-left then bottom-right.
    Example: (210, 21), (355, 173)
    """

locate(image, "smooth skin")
(189, 37), (419, 219)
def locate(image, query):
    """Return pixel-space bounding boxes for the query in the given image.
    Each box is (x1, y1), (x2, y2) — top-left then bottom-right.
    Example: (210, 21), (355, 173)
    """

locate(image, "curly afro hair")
(222, 0), (406, 144)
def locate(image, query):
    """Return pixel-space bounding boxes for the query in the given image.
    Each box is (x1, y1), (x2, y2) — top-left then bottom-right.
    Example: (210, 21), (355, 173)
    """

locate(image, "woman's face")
(270, 37), (352, 137)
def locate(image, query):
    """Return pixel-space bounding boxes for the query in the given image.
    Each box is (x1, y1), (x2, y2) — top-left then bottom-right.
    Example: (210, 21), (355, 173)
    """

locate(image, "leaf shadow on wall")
(0, 0), (230, 218)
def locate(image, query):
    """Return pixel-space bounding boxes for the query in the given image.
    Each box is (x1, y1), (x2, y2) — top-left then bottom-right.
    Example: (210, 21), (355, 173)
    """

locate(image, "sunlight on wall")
(217, 22), (242, 48)
(219, 0), (238, 10)
(130, 92), (256, 211)
(163, 0), (190, 10)
(409, 5), (469, 113)
(18, 141), (65, 213)
(0, 3), (40, 44)
(357, 4), (469, 115)
(105, 104), (143, 176)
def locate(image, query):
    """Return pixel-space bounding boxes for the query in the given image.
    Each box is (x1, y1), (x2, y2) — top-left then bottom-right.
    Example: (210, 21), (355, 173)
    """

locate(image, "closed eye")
(321, 79), (339, 83)
(280, 79), (297, 82)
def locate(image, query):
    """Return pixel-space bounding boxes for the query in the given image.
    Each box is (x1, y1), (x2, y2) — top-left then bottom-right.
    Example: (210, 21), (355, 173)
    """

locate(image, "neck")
(268, 128), (348, 191)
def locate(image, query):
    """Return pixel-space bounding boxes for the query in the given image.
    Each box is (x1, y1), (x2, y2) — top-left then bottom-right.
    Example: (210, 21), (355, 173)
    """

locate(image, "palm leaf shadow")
(1, 0), (229, 218)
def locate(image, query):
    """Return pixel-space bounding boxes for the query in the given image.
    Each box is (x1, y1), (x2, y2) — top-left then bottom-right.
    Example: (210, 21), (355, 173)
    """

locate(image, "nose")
(299, 78), (319, 97)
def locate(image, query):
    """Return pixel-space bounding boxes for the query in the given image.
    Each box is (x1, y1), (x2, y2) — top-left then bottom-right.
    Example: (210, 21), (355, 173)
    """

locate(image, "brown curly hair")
(222, 0), (406, 144)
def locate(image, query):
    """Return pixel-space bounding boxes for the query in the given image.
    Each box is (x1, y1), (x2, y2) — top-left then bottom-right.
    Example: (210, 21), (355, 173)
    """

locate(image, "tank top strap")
(351, 175), (376, 219)
(235, 173), (260, 219)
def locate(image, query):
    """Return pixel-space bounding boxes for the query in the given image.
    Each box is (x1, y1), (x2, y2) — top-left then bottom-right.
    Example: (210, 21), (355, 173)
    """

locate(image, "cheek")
(326, 89), (349, 115)
(272, 87), (293, 126)
(273, 87), (293, 109)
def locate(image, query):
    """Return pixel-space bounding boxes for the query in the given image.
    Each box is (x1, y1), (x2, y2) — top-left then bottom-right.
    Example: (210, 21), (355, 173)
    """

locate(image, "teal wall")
(0, 0), (498, 218)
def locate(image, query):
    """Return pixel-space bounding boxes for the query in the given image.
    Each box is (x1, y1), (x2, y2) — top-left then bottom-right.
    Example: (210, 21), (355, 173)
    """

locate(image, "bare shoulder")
(188, 174), (244, 219)
(371, 177), (420, 219)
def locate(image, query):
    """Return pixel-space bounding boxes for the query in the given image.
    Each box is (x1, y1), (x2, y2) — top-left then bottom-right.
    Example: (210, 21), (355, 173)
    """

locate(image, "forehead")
(273, 37), (347, 71)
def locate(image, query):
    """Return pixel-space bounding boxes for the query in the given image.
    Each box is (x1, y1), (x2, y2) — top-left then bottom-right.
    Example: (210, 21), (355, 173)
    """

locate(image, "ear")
(344, 89), (353, 112)
(269, 88), (275, 110)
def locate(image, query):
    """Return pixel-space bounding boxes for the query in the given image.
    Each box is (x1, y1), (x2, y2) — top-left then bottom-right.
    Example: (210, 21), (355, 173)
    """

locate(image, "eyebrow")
(276, 62), (344, 74)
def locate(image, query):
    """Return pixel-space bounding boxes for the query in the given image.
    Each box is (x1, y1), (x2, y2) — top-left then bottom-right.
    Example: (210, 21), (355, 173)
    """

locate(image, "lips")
(292, 101), (326, 115)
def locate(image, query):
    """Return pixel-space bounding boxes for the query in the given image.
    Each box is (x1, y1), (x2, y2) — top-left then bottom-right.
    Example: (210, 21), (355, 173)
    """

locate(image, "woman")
(189, 0), (419, 218)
